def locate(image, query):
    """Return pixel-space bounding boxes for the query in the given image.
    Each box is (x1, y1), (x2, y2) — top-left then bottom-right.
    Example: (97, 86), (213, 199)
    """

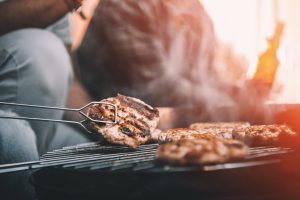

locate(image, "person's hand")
(71, 0), (100, 51)
(81, 0), (100, 18)
(64, 0), (85, 11)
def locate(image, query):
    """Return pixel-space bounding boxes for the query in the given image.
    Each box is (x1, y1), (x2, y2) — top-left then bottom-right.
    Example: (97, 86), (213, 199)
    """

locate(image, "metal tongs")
(0, 101), (118, 134)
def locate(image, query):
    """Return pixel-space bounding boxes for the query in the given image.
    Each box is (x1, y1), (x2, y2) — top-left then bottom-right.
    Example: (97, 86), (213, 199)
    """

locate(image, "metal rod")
(41, 149), (157, 166)
(0, 101), (118, 133)
(0, 102), (79, 112)
(0, 161), (41, 174)
(0, 161), (40, 169)
(65, 151), (157, 169)
(43, 144), (156, 155)
(0, 115), (81, 125)
(0, 149), (156, 174)
(41, 150), (156, 165)
(0, 144), (292, 174)
(203, 159), (281, 171)
(0, 115), (92, 133)
(43, 144), (158, 156)
(247, 150), (293, 159)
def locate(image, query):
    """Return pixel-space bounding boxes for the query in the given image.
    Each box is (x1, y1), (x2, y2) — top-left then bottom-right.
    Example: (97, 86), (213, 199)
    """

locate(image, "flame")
(251, 22), (285, 86)
(247, 57), (258, 79)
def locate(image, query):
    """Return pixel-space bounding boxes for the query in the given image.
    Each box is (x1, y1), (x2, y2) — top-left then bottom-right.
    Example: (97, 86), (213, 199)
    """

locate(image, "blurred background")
(202, 0), (300, 103)
(69, 0), (300, 122)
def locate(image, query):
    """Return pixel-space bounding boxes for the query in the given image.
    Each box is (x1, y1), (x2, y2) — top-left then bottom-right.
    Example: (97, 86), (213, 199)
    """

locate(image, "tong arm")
(0, 101), (118, 134)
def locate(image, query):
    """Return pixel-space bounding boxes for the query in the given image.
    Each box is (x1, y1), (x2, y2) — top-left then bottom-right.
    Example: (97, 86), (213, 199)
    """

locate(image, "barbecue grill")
(25, 142), (294, 200)
(29, 105), (300, 200)
(1, 105), (300, 199)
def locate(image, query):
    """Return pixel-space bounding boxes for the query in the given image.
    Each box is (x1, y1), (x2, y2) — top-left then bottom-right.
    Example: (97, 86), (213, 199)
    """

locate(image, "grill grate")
(0, 142), (293, 174)
(41, 143), (158, 171)
(41, 143), (292, 172)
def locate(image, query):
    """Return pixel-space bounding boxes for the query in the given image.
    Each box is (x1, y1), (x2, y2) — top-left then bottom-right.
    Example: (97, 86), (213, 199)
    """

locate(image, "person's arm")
(71, 0), (100, 51)
(0, 0), (80, 36)
(64, 0), (100, 120)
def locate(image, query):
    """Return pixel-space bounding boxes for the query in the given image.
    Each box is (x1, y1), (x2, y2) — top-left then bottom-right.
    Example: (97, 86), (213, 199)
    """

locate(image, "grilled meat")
(149, 129), (162, 143)
(158, 128), (215, 143)
(189, 122), (250, 130)
(156, 138), (248, 166)
(189, 122), (250, 139)
(232, 124), (297, 147)
(88, 94), (159, 148)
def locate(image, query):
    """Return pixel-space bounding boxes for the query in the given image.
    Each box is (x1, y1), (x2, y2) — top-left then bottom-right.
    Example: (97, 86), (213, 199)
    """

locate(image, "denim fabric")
(0, 29), (91, 198)
(0, 110), (38, 200)
(0, 28), (75, 154)
(46, 14), (73, 45)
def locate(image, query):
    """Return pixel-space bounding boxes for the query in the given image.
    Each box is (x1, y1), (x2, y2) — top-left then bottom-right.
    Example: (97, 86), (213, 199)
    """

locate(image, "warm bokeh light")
(201, 0), (300, 103)
(253, 22), (284, 85)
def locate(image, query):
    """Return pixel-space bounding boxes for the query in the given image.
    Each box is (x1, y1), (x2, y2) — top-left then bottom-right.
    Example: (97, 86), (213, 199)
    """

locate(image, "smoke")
(78, 0), (273, 123)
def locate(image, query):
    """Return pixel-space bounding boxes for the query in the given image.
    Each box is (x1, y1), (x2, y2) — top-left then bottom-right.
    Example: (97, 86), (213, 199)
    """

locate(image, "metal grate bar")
(60, 150), (157, 169)
(0, 143), (293, 174)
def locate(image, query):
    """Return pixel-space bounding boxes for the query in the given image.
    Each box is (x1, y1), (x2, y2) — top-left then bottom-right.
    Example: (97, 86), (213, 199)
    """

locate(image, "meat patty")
(158, 128), (215, 143)
(149, 129), (162, 143)
(87, 94), (160, 148)
(189, 122), (250, 139)
(232, 124), (297, 147)
(156, 138), (248, 166)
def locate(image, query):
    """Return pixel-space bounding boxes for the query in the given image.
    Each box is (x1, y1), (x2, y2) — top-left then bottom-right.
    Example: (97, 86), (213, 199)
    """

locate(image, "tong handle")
(0, 101), (80, 112)
(0, 101), (118, 133)
(0, 108), (92, 133)
(0, 115), (83, 125)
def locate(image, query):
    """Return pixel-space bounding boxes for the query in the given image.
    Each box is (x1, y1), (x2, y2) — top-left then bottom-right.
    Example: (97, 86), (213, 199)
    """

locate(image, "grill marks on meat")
(155, 123), (297, 166)
(190, 122), (250, 130)
(189, 122), (250, 139)
(125, 114), (153, 136)
(156, 138), (248, 166)
(88, 94), (159, 148)
(116, 95), (159, 120)
(189, 123), (297, 147)
(88, 104), (115, 122)
(158, 128), (215, 143)
(232, 124), (297, 147)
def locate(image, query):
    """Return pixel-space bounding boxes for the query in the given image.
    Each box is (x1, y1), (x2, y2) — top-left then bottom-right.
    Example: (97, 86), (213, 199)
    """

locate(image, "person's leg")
(0, 111), (39, 200)
(0, 28), (91, 155)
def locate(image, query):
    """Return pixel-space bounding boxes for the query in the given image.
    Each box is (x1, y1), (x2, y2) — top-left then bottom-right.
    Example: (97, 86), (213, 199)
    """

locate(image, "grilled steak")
(87, 94), (159, 148)
(158, 128), (215, 143)
(156, 138), (248, 166)
(232, 124), (297, 147)
(189, 122), (250, 139)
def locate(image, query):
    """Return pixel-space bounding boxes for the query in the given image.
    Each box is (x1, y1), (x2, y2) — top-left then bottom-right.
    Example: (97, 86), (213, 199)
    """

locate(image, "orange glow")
(252, 22), (285, 85)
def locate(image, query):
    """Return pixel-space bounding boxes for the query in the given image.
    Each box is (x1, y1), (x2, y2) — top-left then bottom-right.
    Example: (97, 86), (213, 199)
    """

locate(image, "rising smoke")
(78, 0), (273, 123)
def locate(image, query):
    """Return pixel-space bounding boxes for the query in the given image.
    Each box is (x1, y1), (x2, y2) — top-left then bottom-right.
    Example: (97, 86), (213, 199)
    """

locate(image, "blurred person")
(78, 0), (269, 123)
(78, 0), (217, 108)
(0, 0), (99, 199)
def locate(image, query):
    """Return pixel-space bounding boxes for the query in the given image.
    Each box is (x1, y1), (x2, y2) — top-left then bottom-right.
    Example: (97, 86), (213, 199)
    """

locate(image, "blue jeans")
(0, 29), (91, 199)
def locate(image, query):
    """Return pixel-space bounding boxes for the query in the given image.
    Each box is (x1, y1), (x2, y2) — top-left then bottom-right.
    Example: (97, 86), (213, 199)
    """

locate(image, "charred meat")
(88, 94), (159, 148)
(149, 129), (162, 143)
(232, 124), (297, 147)
(189, 122), (250, 139)
(158, 128), (215, 143)
(156, 138), (248, 166)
